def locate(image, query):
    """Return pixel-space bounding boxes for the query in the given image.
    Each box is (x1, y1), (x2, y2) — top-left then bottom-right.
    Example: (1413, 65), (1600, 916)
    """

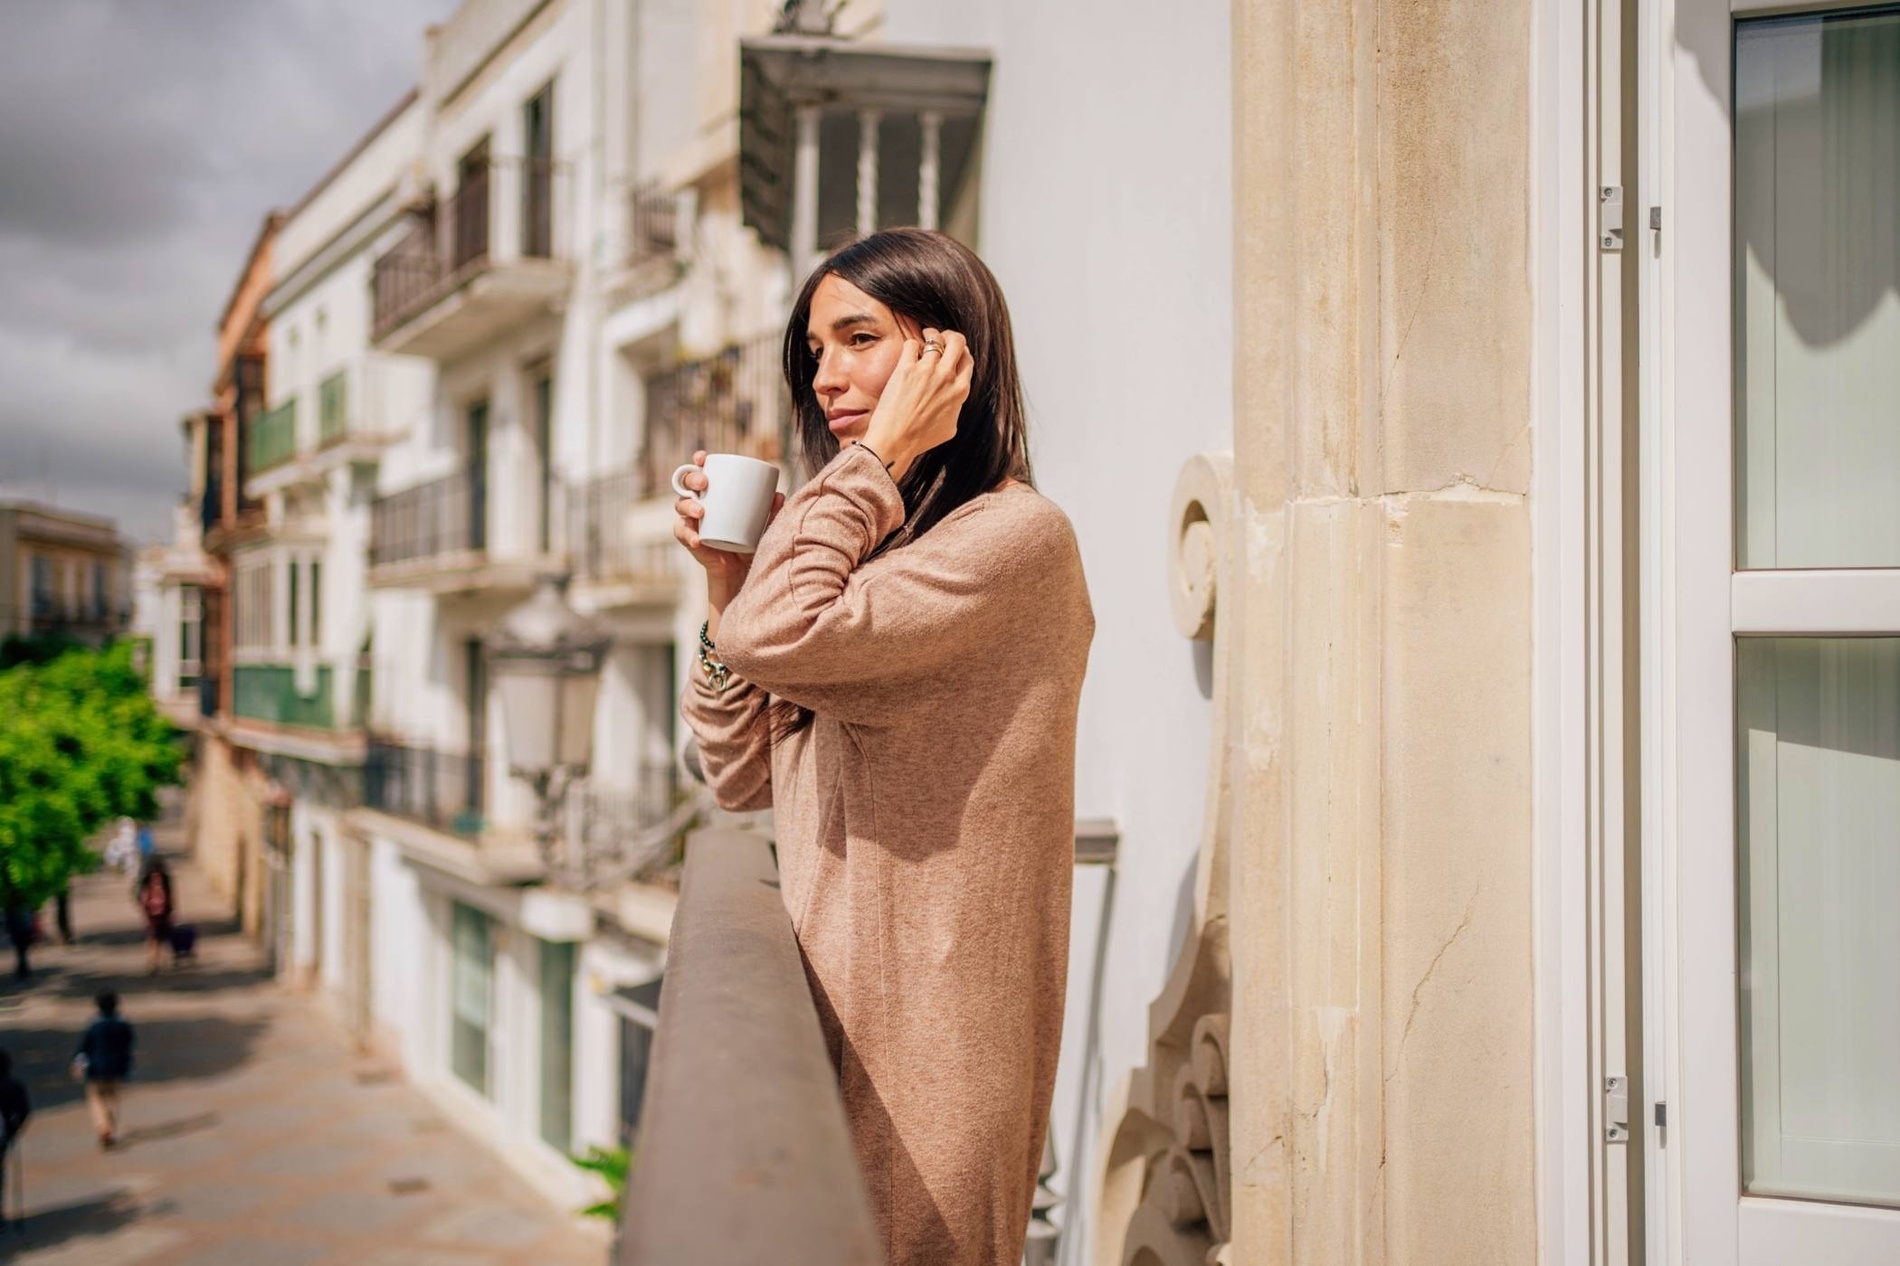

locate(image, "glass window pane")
(450, 903), (492, 1097)
(1736, 11), (1900, 568)
(539, 940), (575, 1152)
(1738, 637), (1900, 1206)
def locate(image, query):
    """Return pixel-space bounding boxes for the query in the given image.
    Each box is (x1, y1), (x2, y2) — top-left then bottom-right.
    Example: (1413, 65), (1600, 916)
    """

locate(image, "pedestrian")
(136, 861), (174, 975)
(0, 1049), (29, 1231)
(52, 885), (72, 947)
(677, 229), (1093, 1265)
(74, 992), (133, 1150)
(102, 818), (139, 877)
(2, 906), (32, 983)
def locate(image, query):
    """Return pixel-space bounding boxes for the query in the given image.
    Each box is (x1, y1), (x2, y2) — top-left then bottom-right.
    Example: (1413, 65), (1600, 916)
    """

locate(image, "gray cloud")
(0, 0), (459, 543)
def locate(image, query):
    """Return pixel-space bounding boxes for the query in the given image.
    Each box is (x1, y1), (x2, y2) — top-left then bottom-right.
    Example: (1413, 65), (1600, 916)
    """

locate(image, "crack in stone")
(1386, 886), (1479, 1084)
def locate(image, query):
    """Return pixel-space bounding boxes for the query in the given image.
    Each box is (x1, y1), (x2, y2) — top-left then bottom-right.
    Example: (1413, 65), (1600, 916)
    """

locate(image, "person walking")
(74, 993), (134, 1150)
(136, 861), (174, 975)
(2, 905), (33, 983)
(52, 885), (72, 947)
(677, 229), (1093, 1265)
(102, 818), (139, 877)
(0, 1050), (30, 1230)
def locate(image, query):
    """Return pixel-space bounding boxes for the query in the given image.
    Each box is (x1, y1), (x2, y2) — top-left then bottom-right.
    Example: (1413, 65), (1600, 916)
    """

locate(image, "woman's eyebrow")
(828, 312), (878, 333)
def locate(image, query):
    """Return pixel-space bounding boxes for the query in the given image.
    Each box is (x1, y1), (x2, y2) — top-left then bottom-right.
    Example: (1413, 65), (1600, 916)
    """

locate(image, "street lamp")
(485, 575), (610, 888)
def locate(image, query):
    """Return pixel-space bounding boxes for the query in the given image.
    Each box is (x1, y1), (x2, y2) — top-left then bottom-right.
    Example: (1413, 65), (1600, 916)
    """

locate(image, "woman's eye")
(851, 332), (877, 347)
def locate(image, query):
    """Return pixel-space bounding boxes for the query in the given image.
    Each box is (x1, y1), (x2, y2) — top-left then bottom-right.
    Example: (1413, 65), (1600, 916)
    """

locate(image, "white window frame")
(1653, 0), (1900, 1259)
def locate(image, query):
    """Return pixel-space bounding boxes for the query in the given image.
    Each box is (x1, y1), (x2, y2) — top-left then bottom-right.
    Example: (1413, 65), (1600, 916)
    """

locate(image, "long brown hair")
(770, 228), (1034, 737)
(783, 228), (1034, 542)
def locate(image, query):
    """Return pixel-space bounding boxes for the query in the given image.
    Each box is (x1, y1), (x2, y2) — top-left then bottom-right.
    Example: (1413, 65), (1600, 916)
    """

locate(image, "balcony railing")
(370, 468), (485, 569)
(617, 827), (882, 1265)
(248, 399), (299, 476)
(372, 218), (441, 340)
(371, 158), (568, 345)
(560, 765), (691, 888)
(318, 370), (349, 448)
(232, 664), (337, 729)
(628, 183), (679, 267)
(640, 336), (791, 500)
(568, 470), (678, 585)
(364, 739), (485, 838)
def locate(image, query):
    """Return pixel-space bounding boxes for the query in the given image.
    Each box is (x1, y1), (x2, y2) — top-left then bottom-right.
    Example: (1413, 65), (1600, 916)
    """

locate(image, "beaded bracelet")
(697, 620), (732, 692)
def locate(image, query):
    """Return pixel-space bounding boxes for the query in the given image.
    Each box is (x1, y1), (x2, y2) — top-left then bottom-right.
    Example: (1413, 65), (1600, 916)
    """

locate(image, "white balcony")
(371, 159), (574, 362)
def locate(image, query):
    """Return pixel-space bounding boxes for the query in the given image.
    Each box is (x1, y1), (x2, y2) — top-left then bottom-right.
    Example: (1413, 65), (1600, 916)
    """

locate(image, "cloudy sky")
(0, 0), (460, 544)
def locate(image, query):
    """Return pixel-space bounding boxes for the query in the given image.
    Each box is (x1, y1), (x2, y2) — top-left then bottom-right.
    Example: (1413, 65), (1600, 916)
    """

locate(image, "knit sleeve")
(714, 443), (1063, 726)
(679, 661), (774, 812)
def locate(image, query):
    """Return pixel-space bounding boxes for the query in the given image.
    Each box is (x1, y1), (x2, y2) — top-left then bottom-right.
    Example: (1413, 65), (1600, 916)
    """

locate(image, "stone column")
(1226, 0), (1536, 1260)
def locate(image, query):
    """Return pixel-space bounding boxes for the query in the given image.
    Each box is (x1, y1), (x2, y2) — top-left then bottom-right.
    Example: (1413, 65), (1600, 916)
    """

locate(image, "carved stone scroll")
(1094, 453), (1235, 1266)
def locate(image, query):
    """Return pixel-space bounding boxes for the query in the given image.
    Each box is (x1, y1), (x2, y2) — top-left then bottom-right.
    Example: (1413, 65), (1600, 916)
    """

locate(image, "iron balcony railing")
(232, 664), (337, 730)
(364, 738), (485, 838)
(371, 158), (565, 342)
(617, 827), (882, 1265)
(628, 182), (679, 267)
(568, 470), (678, 584)
(639, 336), (792, 500)
(372, 218), (440, 340)
(370, 468), (486, 569)
(248, 398), (299, 476)
(561, 764), (692, 889)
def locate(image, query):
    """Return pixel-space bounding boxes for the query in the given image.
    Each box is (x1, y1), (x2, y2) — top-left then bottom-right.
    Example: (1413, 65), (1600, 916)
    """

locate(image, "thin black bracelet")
(853, 440), (897, 473)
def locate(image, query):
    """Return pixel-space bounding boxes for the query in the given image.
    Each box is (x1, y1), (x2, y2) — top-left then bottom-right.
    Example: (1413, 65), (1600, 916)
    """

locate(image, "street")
(0, 828), (607, 1266)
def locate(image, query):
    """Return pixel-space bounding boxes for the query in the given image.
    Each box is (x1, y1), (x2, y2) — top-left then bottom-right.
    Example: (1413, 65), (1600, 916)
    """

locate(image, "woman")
(136, 861), (173, 975)
(676, 228), (1093, 1265)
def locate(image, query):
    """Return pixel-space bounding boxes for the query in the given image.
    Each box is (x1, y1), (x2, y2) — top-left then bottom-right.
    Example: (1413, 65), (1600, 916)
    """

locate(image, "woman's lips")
(826, 410), (868, 433)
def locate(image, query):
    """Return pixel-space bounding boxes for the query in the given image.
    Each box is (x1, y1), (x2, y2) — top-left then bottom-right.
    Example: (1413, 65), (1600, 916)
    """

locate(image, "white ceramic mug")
(672, 454), (780, 554)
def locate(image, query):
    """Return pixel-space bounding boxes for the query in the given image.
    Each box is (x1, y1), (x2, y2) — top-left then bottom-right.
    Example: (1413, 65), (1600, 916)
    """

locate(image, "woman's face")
(805, 273), (922, 446)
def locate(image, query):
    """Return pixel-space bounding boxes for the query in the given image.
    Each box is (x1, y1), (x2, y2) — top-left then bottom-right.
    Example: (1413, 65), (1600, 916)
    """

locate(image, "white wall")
(290, 803), (321, 977)
(369, 833), (428, 1067)
(319, 821), (347, 994)
(881, 4), (1234, 1256)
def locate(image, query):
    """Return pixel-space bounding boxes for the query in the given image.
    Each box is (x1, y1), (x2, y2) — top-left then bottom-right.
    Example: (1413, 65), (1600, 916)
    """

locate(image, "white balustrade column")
(792, 105), (821, 274)
(856, 110), (881, 238)
(918, 111), (942, 231)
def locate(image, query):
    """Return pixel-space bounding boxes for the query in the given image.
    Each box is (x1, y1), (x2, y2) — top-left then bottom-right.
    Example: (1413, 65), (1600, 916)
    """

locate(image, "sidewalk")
(0, 819), (608, 1266)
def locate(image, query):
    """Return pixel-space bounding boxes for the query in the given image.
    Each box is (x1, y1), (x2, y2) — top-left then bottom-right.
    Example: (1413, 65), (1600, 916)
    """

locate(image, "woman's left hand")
(861, 326), (973, 482)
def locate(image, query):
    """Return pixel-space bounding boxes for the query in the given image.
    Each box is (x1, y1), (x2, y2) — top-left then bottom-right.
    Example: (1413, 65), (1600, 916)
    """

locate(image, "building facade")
(186, 215), (283, 945)
(0, 501), (131, 649)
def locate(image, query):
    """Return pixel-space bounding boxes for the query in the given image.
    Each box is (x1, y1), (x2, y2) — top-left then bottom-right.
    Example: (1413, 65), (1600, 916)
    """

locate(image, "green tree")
(0, 642), (183, 908)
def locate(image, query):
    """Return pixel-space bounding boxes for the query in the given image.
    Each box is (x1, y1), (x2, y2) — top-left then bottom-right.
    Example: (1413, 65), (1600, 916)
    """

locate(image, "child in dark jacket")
(76, 993), (134, 1149)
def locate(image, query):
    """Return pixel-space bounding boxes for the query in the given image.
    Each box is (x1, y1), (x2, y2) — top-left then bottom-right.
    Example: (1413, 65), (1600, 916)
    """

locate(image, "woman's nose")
(812, 349), (847, 397)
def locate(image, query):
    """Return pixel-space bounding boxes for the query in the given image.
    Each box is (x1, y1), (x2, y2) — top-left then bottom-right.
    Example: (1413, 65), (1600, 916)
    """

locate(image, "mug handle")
(670, 463), (702, 500)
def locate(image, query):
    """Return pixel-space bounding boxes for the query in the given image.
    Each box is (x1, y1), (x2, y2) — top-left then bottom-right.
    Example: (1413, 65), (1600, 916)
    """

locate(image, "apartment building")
(348, 0), (699, 1209)
(0, 501), (132, 649)
(230, 91), (439, 1018)
(135, 495), (218, 731)
(190, 216), (281, 945)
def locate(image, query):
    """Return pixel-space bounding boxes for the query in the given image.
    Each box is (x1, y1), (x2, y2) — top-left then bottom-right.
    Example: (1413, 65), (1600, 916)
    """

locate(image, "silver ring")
(922, 341), (944, 356)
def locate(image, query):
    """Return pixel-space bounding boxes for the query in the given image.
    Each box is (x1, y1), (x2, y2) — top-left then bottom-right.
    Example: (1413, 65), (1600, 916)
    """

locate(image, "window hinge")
(1605, 1075), (1629, 1143)
(1655, 1101), (1667, 1128)
(1649, 205), (1662, 233)
(1600, 186), (1624, 251)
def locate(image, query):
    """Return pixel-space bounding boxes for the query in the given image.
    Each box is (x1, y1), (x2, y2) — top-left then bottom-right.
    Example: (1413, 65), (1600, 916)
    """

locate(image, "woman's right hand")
(673, 450), (784, 598)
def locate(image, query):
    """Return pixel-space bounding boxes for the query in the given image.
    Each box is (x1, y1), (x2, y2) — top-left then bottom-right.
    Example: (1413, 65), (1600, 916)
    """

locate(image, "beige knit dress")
(681, 442), (1094, 1265)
